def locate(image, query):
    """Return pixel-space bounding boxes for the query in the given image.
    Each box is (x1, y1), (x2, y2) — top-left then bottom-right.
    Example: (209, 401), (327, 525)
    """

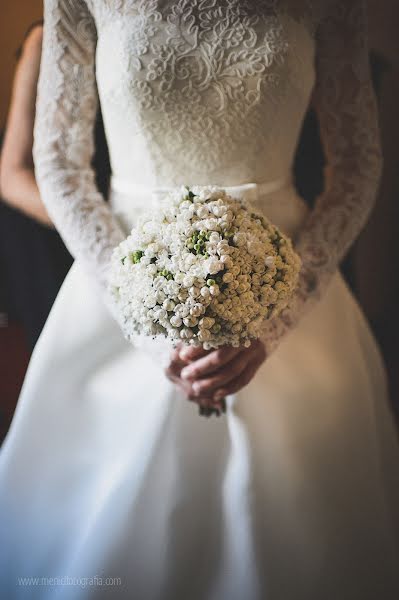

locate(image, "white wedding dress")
(1, 1), (399, 598)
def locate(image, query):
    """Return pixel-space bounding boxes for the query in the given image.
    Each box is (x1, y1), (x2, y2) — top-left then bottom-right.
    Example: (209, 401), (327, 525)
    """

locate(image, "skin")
(0, 25), (52, 227)
(165, 340), (267, 411)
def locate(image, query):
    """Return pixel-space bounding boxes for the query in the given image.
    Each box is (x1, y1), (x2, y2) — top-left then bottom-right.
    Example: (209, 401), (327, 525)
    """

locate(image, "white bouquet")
(110, 186), (301, 354)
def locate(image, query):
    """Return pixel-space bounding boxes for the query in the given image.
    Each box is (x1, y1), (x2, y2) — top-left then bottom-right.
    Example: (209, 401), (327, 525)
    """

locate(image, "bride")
(1, 1), (399, 598)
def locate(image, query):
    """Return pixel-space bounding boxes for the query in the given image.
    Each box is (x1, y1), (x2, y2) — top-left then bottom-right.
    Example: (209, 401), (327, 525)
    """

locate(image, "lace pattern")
(33, 0), (126, 300)
(34, 1), (382, 352)
(93, 0), (316, 185)
(261, 1), (383, 353)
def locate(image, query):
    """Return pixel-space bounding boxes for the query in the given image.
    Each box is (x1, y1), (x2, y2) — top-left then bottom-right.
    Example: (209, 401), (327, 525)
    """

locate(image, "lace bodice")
(33, 0), (382, 350)
(94, 1), (316, 186)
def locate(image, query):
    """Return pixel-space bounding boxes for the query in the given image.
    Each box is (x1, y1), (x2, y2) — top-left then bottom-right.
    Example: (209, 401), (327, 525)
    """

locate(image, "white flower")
(199, 317), (215, 329)
(183, 275), (194, 288)
(163, 299), (175, 311)
(183, 316), (198, 327)
(156, 290), (166, 303)
(212, 205), (227, 217)
(144, 294), (157, 308)
(170, 315), (182, 328)
(168, 328), (180, 339)
(198, 329), (211, 342)
(209, 285), (220, 296)
(207, 258), (223, 275)
(222, 272), (234, 283)
(190, 304), (203, 317)
(209, 232), (221, 244)
(196, 206), (209, 218)
(265, 256), (275, 268)
(174, 271), (185, 284)
(176, 304), (190, 318)
(203, 218), (219, 231)
(233, 232), (246, 247)
(180, 328), (193, 340)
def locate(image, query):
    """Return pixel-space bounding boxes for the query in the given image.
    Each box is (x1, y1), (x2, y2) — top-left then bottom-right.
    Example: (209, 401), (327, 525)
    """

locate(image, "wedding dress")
(1, 1), (399, 598)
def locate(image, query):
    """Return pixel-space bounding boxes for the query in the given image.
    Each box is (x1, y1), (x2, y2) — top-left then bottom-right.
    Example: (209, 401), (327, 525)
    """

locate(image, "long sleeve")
(33, 0), (125, 298)
(261, 0), (383, 354)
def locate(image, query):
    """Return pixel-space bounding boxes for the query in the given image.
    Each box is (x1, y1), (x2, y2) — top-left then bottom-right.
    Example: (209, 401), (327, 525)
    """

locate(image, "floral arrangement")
(109, 186), (301, 354)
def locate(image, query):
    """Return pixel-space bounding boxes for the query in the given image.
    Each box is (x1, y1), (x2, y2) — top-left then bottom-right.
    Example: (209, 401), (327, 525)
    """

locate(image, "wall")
(0, 1), (43, 128)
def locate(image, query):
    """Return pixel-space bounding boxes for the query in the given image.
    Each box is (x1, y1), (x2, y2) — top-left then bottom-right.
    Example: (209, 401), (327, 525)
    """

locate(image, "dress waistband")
(110, 174), (293, 204)
(109, 173), (308, 237)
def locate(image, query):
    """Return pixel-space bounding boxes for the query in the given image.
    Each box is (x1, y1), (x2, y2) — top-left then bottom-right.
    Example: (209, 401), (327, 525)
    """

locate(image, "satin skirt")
(1, 182), (399, 599)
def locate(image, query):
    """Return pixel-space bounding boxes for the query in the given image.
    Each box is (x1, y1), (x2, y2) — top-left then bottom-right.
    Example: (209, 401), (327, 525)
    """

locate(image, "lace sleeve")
(33, 0), (125, 300)
(261, 0), (383, 354)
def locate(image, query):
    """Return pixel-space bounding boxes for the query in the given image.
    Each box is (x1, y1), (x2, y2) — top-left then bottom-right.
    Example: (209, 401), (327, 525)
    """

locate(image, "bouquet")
(110, 186), (301, 413)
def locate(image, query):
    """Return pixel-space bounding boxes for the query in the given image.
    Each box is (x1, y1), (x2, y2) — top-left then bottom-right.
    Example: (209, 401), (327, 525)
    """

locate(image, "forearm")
(0, 166), (53, 227)
(34, 0), (126, 300)
(262, 131), (382, 355)
(261, 0), (382, 354)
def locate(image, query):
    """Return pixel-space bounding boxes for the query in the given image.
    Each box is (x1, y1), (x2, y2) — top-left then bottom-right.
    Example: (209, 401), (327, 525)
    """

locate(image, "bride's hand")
(165, 345), (225, 414)
(177, 340), (266, 401)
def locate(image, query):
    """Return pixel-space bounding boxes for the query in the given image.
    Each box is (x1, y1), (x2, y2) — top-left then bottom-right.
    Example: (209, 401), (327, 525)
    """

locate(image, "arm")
(261, 0), (383, 354)
(0, 25), (52, 227)
(33, 0), (125, 295)
(172, 0), (383, 408)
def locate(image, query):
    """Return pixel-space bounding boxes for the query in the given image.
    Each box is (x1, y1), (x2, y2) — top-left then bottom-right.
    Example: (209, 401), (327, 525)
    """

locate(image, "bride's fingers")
(165, 348), (188, 379)
(180, 345), (242, 380)
(212, 359), (260, 399)
(167, 343), (204, 378)
(166, 360), (224, 414)
(168, 376), (225, 415)
(190, 351), (252, 395)
(166, 371), (213, 403)
(178, 345), (210, 363)
(165, 357), (185, 382)
(165, 361), (181, 380)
